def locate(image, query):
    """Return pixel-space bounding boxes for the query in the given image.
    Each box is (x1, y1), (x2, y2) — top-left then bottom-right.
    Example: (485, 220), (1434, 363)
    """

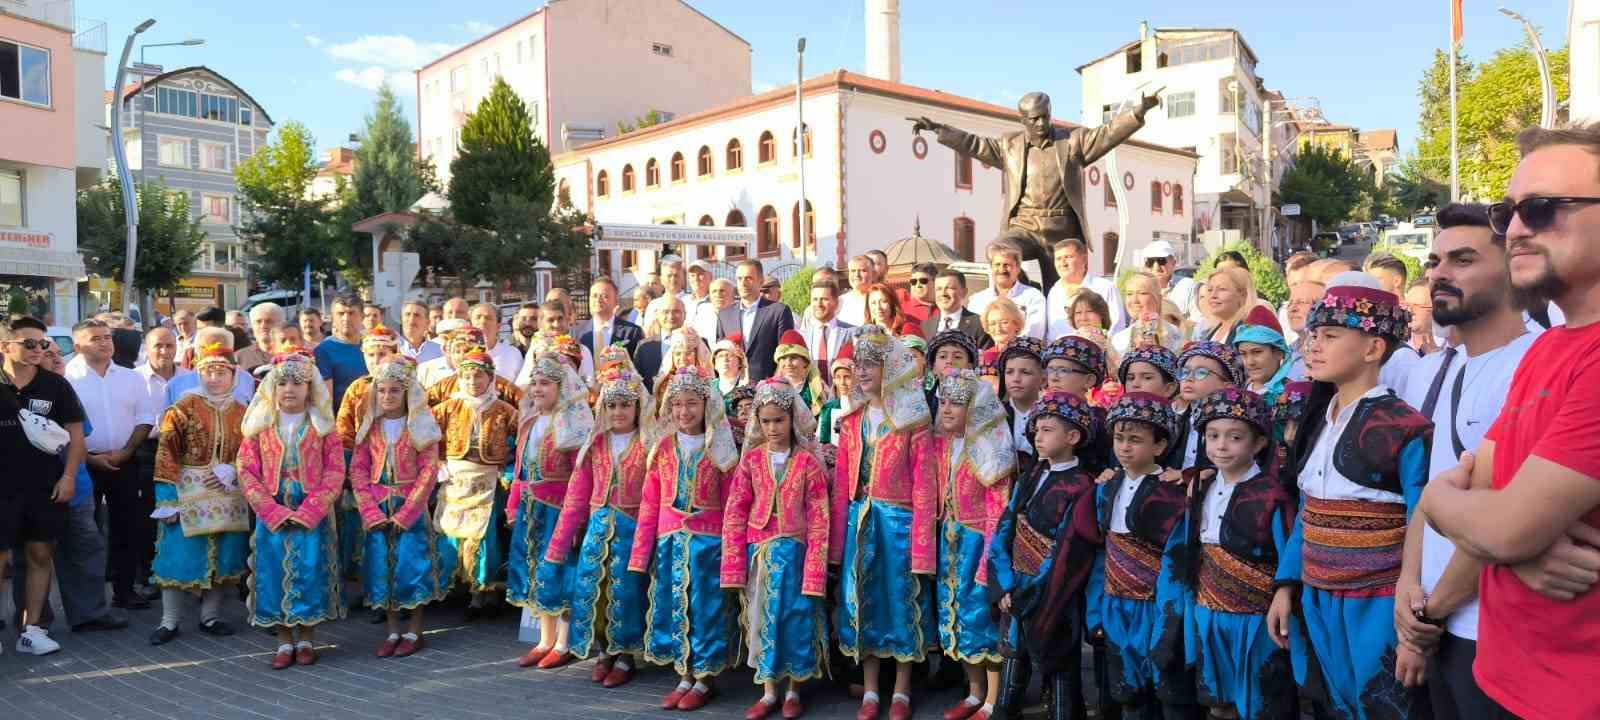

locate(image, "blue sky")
(85, 0), (1566, 160)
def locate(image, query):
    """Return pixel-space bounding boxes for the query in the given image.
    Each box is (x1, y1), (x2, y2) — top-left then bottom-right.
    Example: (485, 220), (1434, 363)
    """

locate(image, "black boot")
(1093, 640), (1122, 720)
(993, 657), (1031, 719)
(1048, 671), (1086, 720)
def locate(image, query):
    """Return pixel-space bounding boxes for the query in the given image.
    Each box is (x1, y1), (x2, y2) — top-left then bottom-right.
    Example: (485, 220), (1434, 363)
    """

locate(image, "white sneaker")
(16, 625), (60, 655)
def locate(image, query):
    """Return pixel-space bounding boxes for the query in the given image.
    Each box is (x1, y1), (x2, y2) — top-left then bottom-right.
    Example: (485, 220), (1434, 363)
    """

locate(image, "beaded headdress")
(531, 332), (583, 368)
(1106, 391), (1179, 442)
(596, 364), (645, 405)
(1305, 285), (1411, 348)
(851, 324), (895, 367)
(1178, 340), (1245, 386)
(372, 355), (418, 386)
(525, 351), (568, 383)
(744, 377), (819, 449)
(1043, 335), (1108, 383)
(456, 346), (495, 375)
(355, 356), (442, 449)
(665, 366), (714, 399)
(937, 368), (980, 404)
(1193, 387), (1273, 437)
(1118, 345), (1180, 385)
(241, 347), (334, 439)
(1027, 390), (1098, 445)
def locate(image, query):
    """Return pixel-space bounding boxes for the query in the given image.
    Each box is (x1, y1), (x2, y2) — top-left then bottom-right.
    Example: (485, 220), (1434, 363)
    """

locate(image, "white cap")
(1139, 240), (1177, 262)
(687, 259), (713, 273)
(1328, 271), (1383, 291)
(435, 318), (468, 334)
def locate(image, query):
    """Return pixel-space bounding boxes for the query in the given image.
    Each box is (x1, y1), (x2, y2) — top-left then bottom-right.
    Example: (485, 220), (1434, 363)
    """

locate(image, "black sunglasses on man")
(1489, 196), (1600, 235)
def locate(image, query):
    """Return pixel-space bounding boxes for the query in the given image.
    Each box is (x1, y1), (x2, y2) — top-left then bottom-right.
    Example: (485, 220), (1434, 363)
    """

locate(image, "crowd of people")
(1, 124), (1598, 720)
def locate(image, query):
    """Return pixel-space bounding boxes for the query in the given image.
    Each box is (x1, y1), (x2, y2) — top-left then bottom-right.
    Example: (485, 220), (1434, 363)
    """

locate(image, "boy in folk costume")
(774, 330), (830, 420)
(722, 378), (832, 720)
(1231, 308), (1295, 408)
(925, 329), (980, 416)
(1183, 388), (1296, 720)
(1118, 346), (1180, 400)
(546, 363), (657, 688)
(148, 343), (252, 646)
(1086, 392), (1195, 718)
(629, 366), (742, 712)
(431, 347), (520, 616)
(1044, 335), (1112, 474)
(1171, 341), (1245, 474)
(927, 369), (1013, 720)
(506, 350), (595, 670)
(348, 357), (454, 658)
(987, 391), (1104, 720)
(830, 324), (937, 720)
(237, 349), (348, 669)
(1266, 281), (1431, 720)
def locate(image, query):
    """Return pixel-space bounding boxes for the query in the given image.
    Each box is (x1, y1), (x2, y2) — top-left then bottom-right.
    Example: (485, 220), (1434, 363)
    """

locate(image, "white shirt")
(968, 282), (1047, 340)
(690, 299), (722, 345)
(837, 291), (868, 327)
(487, 342), (523, 382)
(609, 430), (636, 464)
(1299, 385), (1405, 504)
(1163, 276), (1200, 317)
(806, 317), (847, 364)
(278, 411), (305, 438)
(1109, 470), (1152, 534)
(1200, 463), (1260, 543)
(1046, 273), (1127, 341)
(1183, 425), (1201, 470)
(417, 356), (456, 391)
(1009, 400), (1035, 457)
(643, 291), (694, 335)
(676, 431), (706, 457)
(739, 300), (760, 339)
(65, 356), (157, 453)
(769, 449), (790, 475)
(1379, 345), (1421, 401)
(932, 311), (965, 334)
(1401, 332), (1537, 640)
(405, 335), (440, 363)
(381, 417), (406, 445)
(135, 364), (191, 438)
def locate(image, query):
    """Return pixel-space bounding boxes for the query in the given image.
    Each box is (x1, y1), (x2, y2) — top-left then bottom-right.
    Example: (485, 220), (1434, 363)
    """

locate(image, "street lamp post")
(1260, 97), (1319, 259)
(795, 37), (808, 268)
(110, 19), (156, 326)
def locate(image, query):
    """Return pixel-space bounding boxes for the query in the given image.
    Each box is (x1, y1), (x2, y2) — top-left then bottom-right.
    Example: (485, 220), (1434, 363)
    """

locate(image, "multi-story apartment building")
(1359, 129), (1398, 186)
(415, 0), (752, 188)
(109, 65), (272, 313)
(1, 0), (104, 324)
(1079, 25), (1273, 251)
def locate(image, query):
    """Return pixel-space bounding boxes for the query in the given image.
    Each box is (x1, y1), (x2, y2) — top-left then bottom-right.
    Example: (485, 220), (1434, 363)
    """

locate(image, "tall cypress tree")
(354, 85), (435, 215)
(447, 78), (553, 228)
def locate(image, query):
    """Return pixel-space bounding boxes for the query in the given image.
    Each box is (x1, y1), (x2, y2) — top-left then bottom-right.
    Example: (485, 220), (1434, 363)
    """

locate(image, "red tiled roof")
(1360, 129), (1398, 151)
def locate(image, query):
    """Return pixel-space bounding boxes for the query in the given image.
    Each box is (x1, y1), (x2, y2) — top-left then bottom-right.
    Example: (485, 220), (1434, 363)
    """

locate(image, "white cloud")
(755, 81), (777, 93)
(325, 35), (454, 70)
(334, 66), (415, 93)
(457, 20), (496, 36)
(305, 35), (324, 48)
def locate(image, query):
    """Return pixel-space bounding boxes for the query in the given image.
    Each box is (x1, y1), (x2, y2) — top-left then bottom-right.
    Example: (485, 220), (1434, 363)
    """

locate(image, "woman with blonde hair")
(1200, 266), (1257, 345)
(651, 327), (712, 413)
(982, 297), (1027, 350)
(1114, 272), (1186, 354)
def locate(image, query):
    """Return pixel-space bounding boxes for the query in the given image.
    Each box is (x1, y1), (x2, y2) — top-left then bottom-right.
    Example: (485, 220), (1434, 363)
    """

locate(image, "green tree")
(1388, 156), (1448, 216)
(76, 177), (206, 297)
(235, 121), (341, 288)
(448, 78), (553, 228)
(333, 86), (442, 289)
(1278, 145), (1369, 228)
(780, 266), (816, 316)
(617, 108), (669, 136)
(1195, 240), (1289, 306)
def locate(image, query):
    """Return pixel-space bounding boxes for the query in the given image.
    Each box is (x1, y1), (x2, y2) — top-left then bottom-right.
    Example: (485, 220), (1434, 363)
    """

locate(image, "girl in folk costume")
(1182, 388), (1296, 720)
(927, 369), (1013, 720)
(817, 342), (856, 445)
(431, 348), (520, 615)
(1086, 393), (1195, 718)
(348, 357), (453, 658)
(506, 350), (595, 670)
(546, 363), (657, 688)
(654, 328), (714, 415)
(830, 324), (937, 720)
(774, 330), (830, 420)
(728, 385), (758, 451)
(629, 366), (742, 712)
(722, 378), (832, 720)
(237, 349), (347, 670)
(1230, 308), (1295, 409)
(148, 343), (251, 646)
(334, 324), (403, 599)
(987, 392), (1104, 720)
(713, 334), (749, 401)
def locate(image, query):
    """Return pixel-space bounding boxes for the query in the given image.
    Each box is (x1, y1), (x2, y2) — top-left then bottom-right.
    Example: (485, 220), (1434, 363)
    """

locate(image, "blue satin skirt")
(506, 497), (577, 613)
(1291, 587), (1417, 720)
(743, 537), (827, 684)
(569, 507), (647, 658)
(643, 531), (738, 679)
(442, 485), (507, 593)
(937, 519), (1002, 665)
(1190, 605), (1294, 719)
(362, 497), (457, 611)
(1101, 594), (1163, 701)
(149, 482), (248, 591)
(835, 499), (934, 663)
(247, 481), (344, 627)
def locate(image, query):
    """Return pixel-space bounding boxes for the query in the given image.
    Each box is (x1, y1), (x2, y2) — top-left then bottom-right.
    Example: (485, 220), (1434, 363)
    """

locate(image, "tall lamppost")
(1260, 97), (1320, 258)
(110, 19), (156, 325)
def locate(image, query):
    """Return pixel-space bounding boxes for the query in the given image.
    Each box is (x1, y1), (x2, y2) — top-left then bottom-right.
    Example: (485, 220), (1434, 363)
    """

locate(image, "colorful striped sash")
(1300, 497), (1406, 594)
(1105, 532), (1161, 601)
(1012, 518), (1051, 577)
(1198, 544), (1275, 613)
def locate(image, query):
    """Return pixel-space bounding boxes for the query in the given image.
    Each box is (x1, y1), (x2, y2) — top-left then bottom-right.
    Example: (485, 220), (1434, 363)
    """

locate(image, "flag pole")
(1449, 0), (1460, 202)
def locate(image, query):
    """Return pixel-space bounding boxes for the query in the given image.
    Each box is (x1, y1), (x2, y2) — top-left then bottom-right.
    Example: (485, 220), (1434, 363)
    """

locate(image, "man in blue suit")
(717, 260), (795, 382)
(579, 276), (643, 361)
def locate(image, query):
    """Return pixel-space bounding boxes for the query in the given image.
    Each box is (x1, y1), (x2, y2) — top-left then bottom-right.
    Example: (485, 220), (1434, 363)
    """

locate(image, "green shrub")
(1367, 245), (1424, 287)
(780, 266), (816, 317)
(1195, 241), (1289, 306)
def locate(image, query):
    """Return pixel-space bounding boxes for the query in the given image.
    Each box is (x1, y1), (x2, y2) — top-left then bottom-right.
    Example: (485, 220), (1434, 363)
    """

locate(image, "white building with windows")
(1079, 25), (1274, 252)
(415, 0), (752, 188)
(0, 0), (104, 324)
(552, 70), (1198, 294)
(108, 66), (272, 312)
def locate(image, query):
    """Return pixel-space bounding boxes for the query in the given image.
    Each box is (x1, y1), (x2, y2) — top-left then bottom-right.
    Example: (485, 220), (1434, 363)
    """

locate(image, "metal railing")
(73, 16), (105, 53)
(0, 0), (72, 29)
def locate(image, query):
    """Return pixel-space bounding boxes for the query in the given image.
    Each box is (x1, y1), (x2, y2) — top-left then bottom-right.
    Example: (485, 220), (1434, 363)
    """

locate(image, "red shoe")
(602, 663), (634, 688)
(661, 686), (689, 709)
(888, 697), (912, 720)
(518, 646), (550, 668)
(942, 699), (980, 720)
(968, 708), (991, 720)
(744, 698), (777, 720)
(677, 686), (715, 711)
(590, 657), (614, 683)
(782, 695), (805, 719)
(394, 635), (423, 658)
(295, 644), (317, 666)
(856, 698), (880, 720)
(271, 648), (295, 670)
(536, 650), (574, 669)
(376, 637), (399, 658)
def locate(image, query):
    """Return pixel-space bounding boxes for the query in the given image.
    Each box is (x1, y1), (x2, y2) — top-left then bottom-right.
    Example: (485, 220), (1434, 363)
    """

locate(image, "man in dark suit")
(579, 276), (643, 361)
(631, 295), (698, 388)
(717, 260), (795, 382)
(922, 269), (994, 349)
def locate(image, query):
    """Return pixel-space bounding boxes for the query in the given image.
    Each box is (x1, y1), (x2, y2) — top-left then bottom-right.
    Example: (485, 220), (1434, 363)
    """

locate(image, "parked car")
(1384, 228), (1434, 266)
(241, 289), (309, 321)
(1311, 232), (1342, 256)
(48, 325), (74, 357)
(1412, 214), (1436, 228)
(1375, 215), (1397, 230)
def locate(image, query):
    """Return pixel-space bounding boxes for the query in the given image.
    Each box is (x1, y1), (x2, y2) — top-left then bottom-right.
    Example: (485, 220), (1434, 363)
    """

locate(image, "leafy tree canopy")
(77, 177), (206, 296)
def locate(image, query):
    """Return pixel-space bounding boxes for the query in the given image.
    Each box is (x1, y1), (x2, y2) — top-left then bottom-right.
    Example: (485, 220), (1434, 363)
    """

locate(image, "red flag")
(1451, 0), (1464, 47)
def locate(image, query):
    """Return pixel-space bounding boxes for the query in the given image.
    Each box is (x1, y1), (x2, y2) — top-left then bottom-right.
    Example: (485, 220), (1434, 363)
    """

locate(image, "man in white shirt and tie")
(966, 234), (1048, 340)
(1045, 237), (1126, 340)
(801, 278), (854, 386)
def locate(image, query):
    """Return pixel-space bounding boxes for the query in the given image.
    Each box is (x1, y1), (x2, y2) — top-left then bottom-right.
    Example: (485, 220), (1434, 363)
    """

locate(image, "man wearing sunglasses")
(1138, 240), (1198, 318)
(1419, 124), (1600, 720)
(901, 262), (937, 326)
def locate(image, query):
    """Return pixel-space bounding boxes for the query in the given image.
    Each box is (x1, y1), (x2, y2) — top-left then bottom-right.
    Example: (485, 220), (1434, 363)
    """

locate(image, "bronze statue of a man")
(913, 90), (1160, 290)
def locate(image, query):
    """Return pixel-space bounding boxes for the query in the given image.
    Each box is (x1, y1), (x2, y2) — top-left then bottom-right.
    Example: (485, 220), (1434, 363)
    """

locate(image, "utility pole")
(795, 37), (808, 268)
(110, 19), (156, 326)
